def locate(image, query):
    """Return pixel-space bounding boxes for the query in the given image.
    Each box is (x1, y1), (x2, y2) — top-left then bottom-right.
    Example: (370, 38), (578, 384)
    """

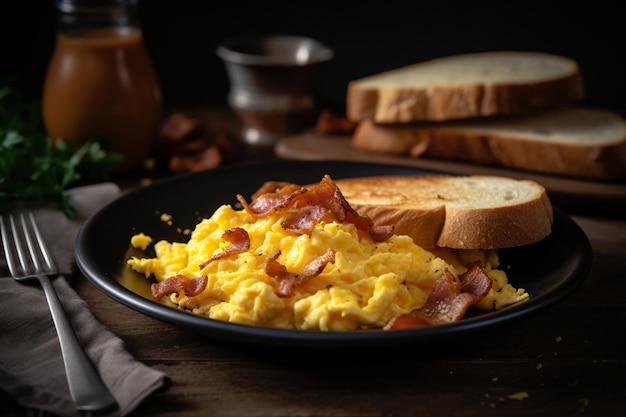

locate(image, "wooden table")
(68, 106), (625, 416)
(7, 108), (623, 417)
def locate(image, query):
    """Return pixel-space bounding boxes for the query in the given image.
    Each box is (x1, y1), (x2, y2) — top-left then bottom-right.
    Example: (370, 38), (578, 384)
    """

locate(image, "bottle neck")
(55, 0), (140, 33)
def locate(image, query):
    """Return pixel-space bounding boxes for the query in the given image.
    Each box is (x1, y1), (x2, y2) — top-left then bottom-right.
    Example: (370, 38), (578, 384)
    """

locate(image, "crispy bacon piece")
(315, 109), (358, 135)
(384, 262), (493, 330)
(251, 181), (301, 200)
(237, 187), (308, 216)
(383, 314), (431, 329)
(169, 144), (222, 172)
(308, 176), (394, 242)
(159, 112), (202, 142)
(151, 275), (208, 301)
(240, 175), (394, 242)
(156, 112), (239, 173)
(265, 249), (335, 297)
(460, 262), (494, 297)
(281, 206), (336, 235)
(199, 227), (250, 268)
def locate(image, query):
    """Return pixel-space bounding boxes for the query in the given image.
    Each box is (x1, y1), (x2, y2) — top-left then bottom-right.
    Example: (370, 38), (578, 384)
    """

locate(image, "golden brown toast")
(334, 175), (553, 250)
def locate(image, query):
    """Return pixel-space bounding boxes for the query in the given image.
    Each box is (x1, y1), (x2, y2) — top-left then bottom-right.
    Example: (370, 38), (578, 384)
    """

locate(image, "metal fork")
(1, 211), (119, 415)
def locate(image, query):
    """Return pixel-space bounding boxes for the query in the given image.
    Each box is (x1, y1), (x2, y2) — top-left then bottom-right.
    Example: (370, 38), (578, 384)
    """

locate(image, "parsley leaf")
(0, 85), (122, 218)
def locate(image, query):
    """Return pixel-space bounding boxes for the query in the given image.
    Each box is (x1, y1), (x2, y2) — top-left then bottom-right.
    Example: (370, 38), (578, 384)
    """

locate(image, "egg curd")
(127, 199), (528, 331)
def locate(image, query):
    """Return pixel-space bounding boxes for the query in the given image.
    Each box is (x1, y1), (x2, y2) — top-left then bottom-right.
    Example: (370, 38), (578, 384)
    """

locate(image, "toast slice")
(350, 106), (626, 180)
(346, 51), (583, 123)
(334, 175), (553, 250)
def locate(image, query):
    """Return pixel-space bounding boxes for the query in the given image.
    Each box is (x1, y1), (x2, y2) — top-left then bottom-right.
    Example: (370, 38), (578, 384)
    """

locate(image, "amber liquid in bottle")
(43, 26), (162, 171)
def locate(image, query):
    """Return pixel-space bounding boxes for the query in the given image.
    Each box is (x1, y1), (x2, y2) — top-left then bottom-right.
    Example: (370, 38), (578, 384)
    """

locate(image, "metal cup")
(217, 35), (334, 146)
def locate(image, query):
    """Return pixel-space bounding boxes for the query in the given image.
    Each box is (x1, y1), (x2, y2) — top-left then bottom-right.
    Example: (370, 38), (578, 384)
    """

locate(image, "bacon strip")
(238, 180), (307, 217)
(265, 249), (335, 297)
(199, 227), (250, 269)
(151, 275), (208, 301)
(241, 175), (394, 242)
(281, 206), (336, 235)
(251, 181), (300, 200)
(460, 262), (494, 296)
(309, 175), (394, 241)
(384, 262), (493, 330)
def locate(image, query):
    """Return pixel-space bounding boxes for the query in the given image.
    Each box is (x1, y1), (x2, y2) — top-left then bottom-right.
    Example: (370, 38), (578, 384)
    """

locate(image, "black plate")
(75, 160), (592, 348)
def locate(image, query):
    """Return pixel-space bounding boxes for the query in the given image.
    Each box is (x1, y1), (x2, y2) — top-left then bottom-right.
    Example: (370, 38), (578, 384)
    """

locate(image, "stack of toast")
(345, 51), (626, 180)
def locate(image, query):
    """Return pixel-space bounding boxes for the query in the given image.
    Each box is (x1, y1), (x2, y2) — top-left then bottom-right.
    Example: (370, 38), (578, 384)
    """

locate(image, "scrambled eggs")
(127, 190), (528, 331)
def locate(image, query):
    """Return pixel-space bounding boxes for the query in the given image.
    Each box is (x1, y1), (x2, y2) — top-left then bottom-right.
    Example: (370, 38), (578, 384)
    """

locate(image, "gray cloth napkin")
(0, 183), (169, 417)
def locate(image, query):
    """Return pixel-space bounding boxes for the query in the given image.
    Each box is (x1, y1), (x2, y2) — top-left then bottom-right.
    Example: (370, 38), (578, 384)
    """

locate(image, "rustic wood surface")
(4, 108), (625, 417)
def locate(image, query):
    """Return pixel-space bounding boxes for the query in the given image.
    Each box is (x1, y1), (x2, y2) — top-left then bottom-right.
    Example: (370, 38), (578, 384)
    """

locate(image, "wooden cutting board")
(275, 131), (626, 216)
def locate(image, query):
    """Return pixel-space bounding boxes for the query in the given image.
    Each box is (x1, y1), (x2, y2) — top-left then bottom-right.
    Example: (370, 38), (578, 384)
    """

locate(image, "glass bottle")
(42, 0), (162, 171)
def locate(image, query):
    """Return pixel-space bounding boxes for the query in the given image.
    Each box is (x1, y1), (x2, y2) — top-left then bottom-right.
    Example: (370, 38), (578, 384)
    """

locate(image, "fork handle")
(38, 275), (120, 414)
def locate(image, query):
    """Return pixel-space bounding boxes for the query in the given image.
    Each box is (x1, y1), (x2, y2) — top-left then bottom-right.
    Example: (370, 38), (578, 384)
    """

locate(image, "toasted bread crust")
(346, 51), (583, 123)
(334, 175), (553, 250)
(350, 107), (626, 180)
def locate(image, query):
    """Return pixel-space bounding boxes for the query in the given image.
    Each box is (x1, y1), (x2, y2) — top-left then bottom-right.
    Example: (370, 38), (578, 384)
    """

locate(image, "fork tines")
(1, 211), (57, 278)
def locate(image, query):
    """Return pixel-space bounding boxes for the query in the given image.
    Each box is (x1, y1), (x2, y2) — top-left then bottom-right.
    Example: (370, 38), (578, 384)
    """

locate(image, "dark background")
(2, 0), (625, 114)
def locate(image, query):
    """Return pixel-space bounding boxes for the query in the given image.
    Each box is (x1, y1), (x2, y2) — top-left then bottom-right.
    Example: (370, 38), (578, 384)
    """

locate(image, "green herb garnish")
(0, 85), (122, 218)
